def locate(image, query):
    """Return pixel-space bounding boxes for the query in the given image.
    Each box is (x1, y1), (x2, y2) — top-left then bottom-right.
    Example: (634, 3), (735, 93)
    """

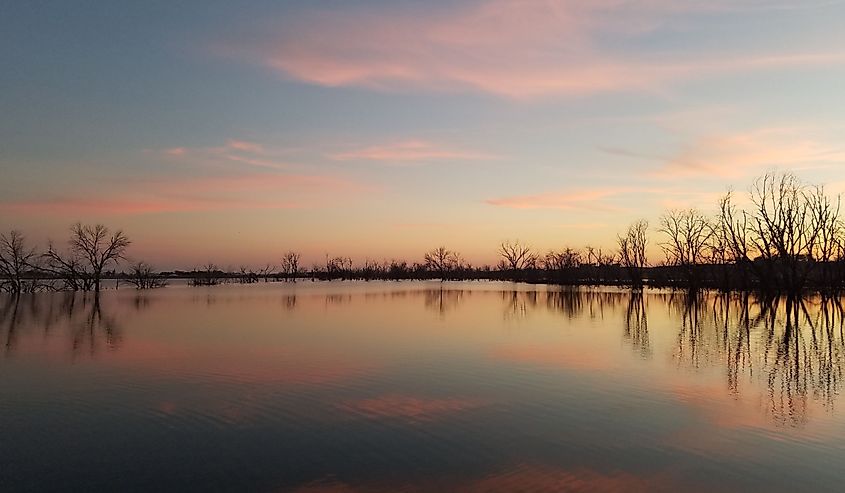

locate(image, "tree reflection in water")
(424, 288), (465, 317)
(414, 286), (845, 427)
(625, 292), (651, 359)
(669, 291), (845, 427)
(0, 292), (123, 358)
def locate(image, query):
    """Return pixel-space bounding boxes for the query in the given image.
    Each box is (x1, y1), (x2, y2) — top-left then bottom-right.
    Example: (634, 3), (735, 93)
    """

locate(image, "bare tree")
(658, 209), (714, 288)
(424, 246), (460, 280)
(237, 266), (258, 284)
(191, 263), (222, 286)
(584, 246), (601, 266)
(498, 240), (538, 271)
(42, 240), (92, 291)
(747, 173), (826, 291)
(127, 261), (167, 289)
(325, 255), (353, 278)
(717, 190), (757, 288)
(257, 263), (275, 282)
(808, 185), (843, 286)
(67, 223), (130, 293)
(281, 251), (301, 281)
(0, 230), (38, 294)
(617, 219), (649, 287)
(716, 172), (845, 291)
(543, 248), (582, 270)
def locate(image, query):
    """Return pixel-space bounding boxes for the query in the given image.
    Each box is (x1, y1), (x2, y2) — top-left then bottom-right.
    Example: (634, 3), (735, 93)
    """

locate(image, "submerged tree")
(0, 230), (38, 294)
(717, 172), (843, 292)
(127, 261), (167, 289)
(424, 246), (460, 280)
(658, 209), (714, 288)
(191, 263), (223, 286)
(281, 251), (301, 280)
(498, 240), (538, 271)
(617, 219), (649, 287)
(59, 223), (131, 293)
(42, 241), (91, 292)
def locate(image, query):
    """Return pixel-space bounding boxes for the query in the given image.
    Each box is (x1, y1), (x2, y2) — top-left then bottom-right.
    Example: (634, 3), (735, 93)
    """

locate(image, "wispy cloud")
(331, 139), (494, 164)
(0, 173), (374, 216)
(224, 0), (845, 98)
(486, 184), (731, 212)
(485, 187), (633, 211)
(156, 139), (294, 171)
(654, 127), (845, 179)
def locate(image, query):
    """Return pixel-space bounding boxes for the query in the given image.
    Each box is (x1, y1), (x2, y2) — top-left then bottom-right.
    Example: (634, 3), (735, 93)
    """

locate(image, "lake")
(2, 281), (844, 492)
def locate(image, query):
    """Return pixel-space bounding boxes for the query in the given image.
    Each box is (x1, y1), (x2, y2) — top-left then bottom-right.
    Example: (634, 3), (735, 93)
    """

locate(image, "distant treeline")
(2, 172), (844, 294)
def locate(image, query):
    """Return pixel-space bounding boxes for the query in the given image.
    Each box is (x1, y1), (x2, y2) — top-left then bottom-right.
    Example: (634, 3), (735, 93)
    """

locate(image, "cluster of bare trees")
(617, 220), (649, 287)
(127, 262), (167, 289)
(281, 251), (300, 280)
(188, 263), (225, 286)
(647, 172), (845, 292)
(1, 223), (133, 294)
(410, 172), (845, 292)
(424, 247), (464, 279)
(717, 173), (844, 291)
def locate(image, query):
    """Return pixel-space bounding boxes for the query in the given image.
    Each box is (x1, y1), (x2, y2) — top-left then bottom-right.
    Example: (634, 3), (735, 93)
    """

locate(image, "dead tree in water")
(237, 266), (259, 284)
(281, 251), (301, 281)
(127, 261), (167, 289)
(42, 242), (92, 291)
(748, 173), (819, 291)
(718, 172), (844, 292)
(191, 263), (222, 286)
(257, 264), (275, 282)
(618, 219), (649, 287)
(424, 246), (460, 280)
(0, 230), (38, 294)
(499, 240), (538, 271)
(658, 209), (714, 289)
(543, 247), (581, 283)
(39, 222), (127, 292)
(325, 255), (353, 279)
(809, 186), (843, 288)
(718, 191), (756, 289)
(68, 223), (130, 293)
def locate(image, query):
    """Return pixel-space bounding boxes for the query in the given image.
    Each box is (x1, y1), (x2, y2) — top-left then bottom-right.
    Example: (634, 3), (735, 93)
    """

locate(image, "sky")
(2, 0), (845, 269)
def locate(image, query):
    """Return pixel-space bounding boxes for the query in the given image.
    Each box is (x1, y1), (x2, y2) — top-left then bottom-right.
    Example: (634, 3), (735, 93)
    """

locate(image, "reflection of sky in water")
(2, 282), (845, 492)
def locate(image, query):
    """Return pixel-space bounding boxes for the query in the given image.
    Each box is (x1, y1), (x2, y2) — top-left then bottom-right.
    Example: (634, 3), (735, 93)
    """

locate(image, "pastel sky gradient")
(2, 0), (845, 268)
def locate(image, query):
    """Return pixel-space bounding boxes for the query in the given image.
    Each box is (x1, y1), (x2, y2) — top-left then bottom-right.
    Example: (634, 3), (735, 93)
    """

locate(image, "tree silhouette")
(617, 219), (648, 287)
(498, 240), (537, 271)
(424, 246), (460, 280)
(0, 230), (38, 294)
(65, 223), (130, 293)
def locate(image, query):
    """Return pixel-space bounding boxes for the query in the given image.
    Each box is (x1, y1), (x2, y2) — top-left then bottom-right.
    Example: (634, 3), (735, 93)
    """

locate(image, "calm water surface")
(2, 281), (845, 492)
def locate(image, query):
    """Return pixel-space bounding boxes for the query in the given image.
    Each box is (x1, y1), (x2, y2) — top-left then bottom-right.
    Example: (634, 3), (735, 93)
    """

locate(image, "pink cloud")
(331, 140), (494, 163)
(0, 196), (287, 215)
(156, 139), (295, 171)
(0, 172), (374, 216)
(226, 139), (264, 153)
(225, 0), (845, 98)
(164, 147), (187, 156)
(657, 128), (845, 179)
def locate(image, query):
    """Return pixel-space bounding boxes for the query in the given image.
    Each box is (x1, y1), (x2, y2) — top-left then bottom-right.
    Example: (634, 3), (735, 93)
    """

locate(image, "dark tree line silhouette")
(2, 172), (844, 294)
